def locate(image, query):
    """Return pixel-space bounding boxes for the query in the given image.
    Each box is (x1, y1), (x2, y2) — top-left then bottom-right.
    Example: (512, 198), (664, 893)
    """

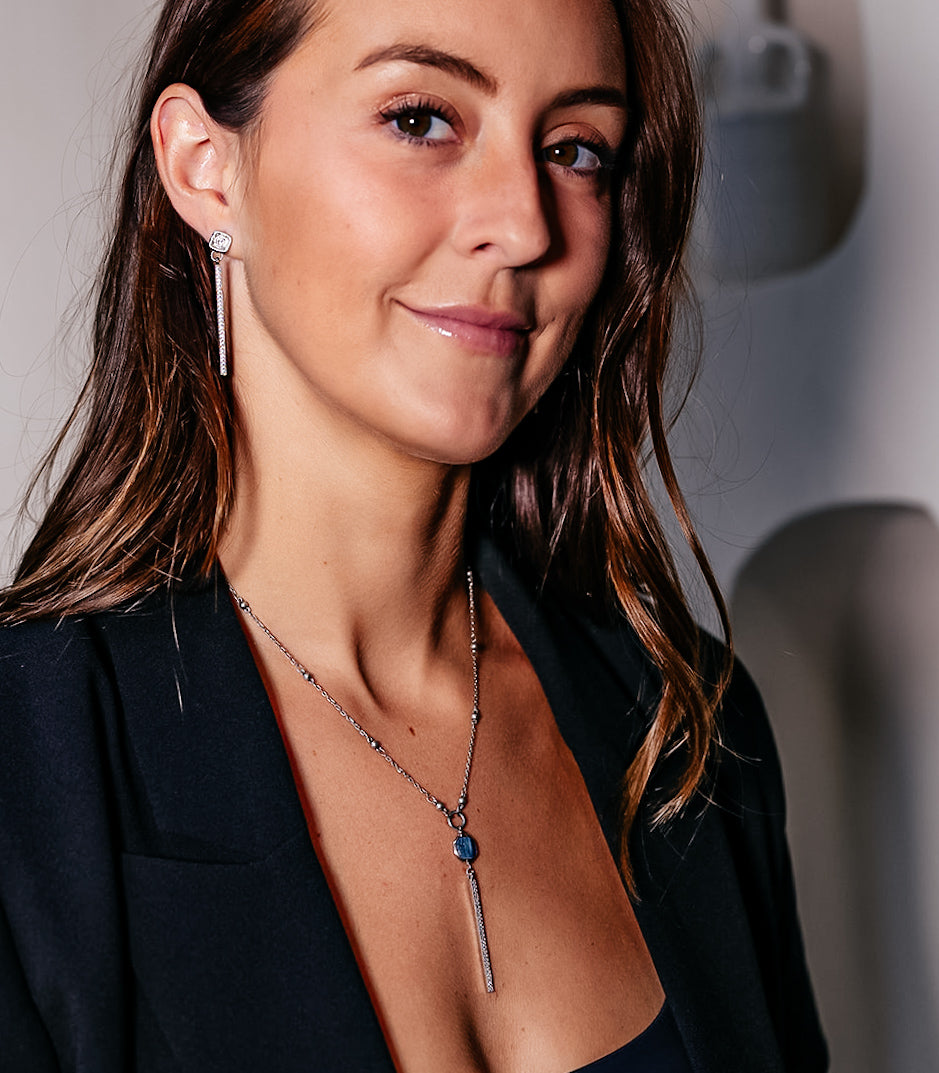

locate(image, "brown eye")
(542, 140), (606, 174)
(395, 113), (434, 138)
(546, 143), (580, 167)
(384, 107), (455, 143)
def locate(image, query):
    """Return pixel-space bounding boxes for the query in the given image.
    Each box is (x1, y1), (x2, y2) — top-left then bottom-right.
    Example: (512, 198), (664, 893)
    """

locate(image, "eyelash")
(379, 98), (615, 177)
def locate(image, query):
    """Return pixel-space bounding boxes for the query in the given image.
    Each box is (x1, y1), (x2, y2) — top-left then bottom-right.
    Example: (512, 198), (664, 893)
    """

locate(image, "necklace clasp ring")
(447, 809), (467, 832)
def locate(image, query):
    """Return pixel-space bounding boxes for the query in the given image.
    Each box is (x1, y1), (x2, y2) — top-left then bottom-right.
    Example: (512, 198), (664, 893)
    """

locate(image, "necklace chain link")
(228, 569), (479, 823)
(227, 568), (495, 992)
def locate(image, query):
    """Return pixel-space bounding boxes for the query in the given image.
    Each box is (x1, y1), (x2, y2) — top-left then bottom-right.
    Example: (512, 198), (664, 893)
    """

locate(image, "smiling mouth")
(400, 303), (532, 358)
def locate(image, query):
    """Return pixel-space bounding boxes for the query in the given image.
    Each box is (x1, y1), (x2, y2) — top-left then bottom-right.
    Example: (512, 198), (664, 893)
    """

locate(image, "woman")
(0, 0), (826, 1070)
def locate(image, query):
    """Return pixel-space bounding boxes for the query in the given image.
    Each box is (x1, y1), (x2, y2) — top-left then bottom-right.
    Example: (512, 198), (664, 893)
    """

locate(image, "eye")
(542, 139), (610, 175)
(381, 101), (457, 145)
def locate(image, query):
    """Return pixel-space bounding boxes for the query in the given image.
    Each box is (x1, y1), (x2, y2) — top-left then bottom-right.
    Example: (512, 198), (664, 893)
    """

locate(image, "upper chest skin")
(243, 591), (663, 1073)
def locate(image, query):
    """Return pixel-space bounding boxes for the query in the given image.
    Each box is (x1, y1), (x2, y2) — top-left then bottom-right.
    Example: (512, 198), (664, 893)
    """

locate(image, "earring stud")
(208, 230), (233, 377)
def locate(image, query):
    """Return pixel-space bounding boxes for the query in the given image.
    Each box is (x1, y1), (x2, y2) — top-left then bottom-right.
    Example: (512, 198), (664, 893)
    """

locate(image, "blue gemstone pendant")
(453, 834), (478, 861)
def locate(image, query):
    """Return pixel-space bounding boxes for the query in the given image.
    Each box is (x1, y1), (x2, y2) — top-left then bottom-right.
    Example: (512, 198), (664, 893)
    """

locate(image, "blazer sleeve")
(0, 618), (128, 1072)
(712, 655), (829, 1072)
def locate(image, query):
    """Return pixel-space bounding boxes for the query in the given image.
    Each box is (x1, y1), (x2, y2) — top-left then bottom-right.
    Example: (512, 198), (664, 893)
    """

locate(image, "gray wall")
(0, 0), (155, 572)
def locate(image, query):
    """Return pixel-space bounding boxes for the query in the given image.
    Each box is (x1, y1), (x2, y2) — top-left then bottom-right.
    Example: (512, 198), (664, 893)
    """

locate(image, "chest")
(262, 643), (664, 1073)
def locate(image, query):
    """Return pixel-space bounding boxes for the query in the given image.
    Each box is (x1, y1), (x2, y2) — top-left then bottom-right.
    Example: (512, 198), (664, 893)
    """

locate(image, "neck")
(219, 399), (475, 680)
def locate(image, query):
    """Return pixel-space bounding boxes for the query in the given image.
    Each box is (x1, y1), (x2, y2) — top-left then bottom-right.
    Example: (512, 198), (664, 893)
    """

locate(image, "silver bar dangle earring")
(208, 230), (233, 377)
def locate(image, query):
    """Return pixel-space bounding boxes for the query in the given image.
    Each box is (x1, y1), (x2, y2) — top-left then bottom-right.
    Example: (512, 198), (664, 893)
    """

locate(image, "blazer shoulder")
(0, 612), (132, 1070)
(0, 577), (220, 709)
(707, 643), (788, 821)
(558, 606), (777, 774)
(0, 613), (126, 808)
(582, 613), (786, 822)
(0, 613), (114, 713)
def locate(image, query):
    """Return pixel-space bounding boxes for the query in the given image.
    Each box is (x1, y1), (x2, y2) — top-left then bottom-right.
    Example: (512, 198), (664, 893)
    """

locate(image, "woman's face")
(231, 0), (627, 465)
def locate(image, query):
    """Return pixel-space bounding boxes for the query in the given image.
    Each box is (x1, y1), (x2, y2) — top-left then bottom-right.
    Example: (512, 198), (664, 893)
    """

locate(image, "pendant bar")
(466, 864), (495, 993)
(214, 259), (228, 376)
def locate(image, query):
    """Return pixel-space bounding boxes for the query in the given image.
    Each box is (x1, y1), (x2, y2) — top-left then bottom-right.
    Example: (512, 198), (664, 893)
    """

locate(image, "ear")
(151, 83), (242, 253)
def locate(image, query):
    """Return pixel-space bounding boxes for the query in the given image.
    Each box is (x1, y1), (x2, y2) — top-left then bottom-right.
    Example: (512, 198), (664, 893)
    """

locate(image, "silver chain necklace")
(228, 568), (495, 993)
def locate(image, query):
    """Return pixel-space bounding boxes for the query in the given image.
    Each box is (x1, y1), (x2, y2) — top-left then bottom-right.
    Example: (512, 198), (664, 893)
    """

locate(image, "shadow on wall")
(732, 503), (939, 1073)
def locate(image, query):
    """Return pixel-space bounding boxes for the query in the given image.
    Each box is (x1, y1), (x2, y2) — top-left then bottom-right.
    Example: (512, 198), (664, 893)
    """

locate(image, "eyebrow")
(354, 43), (628, 115)
(355, 44), (499, 95)
(548, 87), (628, 113)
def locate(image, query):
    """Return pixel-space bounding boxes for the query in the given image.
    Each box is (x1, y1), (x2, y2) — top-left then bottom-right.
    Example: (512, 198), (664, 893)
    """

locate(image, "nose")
(452, 144), (554, 268)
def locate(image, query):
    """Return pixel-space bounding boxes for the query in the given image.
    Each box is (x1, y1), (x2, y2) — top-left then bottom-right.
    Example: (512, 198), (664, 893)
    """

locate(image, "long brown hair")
(2, 0), (730, 874)
(478, 1), (732, 864)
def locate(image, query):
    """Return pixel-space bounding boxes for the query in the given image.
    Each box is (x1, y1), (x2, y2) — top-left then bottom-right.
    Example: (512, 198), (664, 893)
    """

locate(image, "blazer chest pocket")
(120, 832), (392, 1073)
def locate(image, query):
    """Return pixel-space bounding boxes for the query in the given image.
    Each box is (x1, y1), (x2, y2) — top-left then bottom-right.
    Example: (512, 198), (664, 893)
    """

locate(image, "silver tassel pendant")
(466, 863), (494, 992)
(453, 833), (495, 992)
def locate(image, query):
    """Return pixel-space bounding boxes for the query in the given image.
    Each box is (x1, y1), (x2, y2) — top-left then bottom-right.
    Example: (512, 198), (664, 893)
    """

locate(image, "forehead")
(304, 0), (626, 90)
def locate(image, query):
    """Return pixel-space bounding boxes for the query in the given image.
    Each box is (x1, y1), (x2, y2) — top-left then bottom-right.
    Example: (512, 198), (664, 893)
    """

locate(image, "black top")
(571, 1004), (693, 1072)
(0, 538), (827, 1072)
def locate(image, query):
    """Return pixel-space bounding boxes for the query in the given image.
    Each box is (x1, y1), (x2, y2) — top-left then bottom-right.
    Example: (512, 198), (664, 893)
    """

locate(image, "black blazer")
(0, 540), (827, 1072)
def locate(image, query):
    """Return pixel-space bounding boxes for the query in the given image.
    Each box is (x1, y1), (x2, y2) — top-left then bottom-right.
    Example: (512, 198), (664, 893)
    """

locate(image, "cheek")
(244, 152), (451, 317)
(527, 196), (612, 389)
(549, 191), (613, 333)
(573, 196), (614, 294)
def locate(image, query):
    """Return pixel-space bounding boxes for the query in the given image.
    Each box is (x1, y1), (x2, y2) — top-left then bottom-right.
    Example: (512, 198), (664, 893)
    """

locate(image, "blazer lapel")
(98, 575), (397, 1072)
(478, 540), (785, 1073)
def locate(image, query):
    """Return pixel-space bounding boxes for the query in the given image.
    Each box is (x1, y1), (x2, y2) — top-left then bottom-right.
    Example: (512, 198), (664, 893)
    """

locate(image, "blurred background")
(1, 0), (937, 1068)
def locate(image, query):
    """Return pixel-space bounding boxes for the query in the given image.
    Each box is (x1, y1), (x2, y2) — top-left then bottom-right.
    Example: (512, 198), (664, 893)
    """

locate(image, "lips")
(400, 303), (532, 358)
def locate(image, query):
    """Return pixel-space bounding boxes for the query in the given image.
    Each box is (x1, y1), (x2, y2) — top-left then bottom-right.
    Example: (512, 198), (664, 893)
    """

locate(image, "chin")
(377, 391), (529, 467)
(400, 415), (524, 468)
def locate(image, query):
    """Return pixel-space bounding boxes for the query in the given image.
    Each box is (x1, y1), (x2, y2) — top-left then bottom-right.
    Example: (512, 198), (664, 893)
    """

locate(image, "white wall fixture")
(694, 0), (851, 281)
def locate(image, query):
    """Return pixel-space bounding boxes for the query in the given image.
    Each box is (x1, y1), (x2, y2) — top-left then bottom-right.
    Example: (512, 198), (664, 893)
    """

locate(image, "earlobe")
(150, 83), (239, 250)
